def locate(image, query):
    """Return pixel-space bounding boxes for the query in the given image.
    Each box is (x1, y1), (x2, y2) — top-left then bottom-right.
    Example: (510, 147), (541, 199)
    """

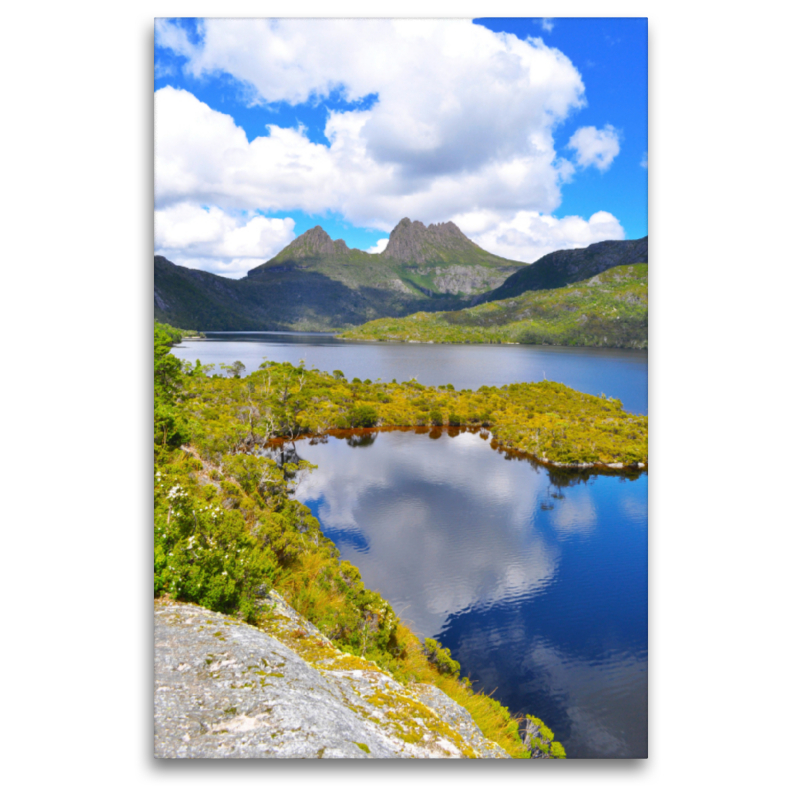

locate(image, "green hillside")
(339, 263), (648, 349)
(154, 255), (457, 331)
(485, 236), (647, 301)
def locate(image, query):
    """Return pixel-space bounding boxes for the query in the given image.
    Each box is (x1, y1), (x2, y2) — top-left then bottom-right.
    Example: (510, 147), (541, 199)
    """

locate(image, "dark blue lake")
(292, 429), (648, 759)
(173, 332), (648, 415)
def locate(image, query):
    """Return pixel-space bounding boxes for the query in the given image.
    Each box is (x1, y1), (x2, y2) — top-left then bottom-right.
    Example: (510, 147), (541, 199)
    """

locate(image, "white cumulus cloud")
(153, 19), (634, 276)
(154, 202), (295, 278)
(154, 21), (590, 240)
(453, 209), (625, 263)
(156, 18), (585, 182)
(367, 238), (389, 254)
(568, 124), (621, 171)
(641, 151), (648, 169)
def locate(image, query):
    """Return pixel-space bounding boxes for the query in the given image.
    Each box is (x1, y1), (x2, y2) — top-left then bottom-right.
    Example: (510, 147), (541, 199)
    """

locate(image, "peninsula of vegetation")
(154, 321), (646, 757)
(340, 262), (647, 349)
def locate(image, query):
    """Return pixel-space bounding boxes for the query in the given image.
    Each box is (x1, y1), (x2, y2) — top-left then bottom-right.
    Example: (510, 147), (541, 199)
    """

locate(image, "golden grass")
(390, 623), (530, 758)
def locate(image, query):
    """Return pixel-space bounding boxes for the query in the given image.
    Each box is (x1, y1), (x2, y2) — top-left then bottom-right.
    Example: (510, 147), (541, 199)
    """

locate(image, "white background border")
(2, 1), (797, 796)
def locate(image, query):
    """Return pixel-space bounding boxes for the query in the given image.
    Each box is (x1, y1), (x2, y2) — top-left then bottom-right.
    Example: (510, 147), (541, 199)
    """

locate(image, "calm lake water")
(172, 332), (648, 415)
(290, 430), (647, 759)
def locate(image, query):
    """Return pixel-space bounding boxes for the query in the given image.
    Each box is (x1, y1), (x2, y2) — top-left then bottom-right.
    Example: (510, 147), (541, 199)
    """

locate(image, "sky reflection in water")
(292, 429), (647, 758)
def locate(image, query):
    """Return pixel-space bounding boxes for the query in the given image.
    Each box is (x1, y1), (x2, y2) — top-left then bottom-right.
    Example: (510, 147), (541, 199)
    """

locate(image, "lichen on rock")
(155, 597), (511, 758)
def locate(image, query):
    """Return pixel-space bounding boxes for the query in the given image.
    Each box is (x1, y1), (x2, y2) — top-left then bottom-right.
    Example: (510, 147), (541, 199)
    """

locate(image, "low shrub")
(348, 403), (379, 428)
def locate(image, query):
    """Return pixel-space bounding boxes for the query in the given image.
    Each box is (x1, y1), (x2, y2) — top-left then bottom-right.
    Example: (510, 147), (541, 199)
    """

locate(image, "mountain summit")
(247, 217), (524, 299)
(273, 225), (352, 260)
(383, 218), (482, 264)
(251, 217), (522, 274)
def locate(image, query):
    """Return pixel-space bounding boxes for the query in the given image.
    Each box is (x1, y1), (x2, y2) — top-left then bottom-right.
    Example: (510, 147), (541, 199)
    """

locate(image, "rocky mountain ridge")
(247, 216), (523, 279)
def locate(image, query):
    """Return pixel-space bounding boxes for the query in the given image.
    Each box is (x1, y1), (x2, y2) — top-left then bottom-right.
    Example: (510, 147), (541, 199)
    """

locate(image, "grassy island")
(339, 262), (647, 349)
(154, 324), (648, 757)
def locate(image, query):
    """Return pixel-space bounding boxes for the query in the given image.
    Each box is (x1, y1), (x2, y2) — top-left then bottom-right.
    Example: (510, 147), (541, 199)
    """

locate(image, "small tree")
(423, 638), (461, 677)
(221, 360), (246, 378)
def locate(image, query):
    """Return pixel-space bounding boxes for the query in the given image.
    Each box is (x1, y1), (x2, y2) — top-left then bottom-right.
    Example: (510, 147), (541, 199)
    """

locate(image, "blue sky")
(154, 18), (647, 277)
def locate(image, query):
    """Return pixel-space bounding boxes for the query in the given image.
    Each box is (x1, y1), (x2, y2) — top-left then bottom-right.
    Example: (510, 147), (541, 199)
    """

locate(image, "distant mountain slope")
(155, 256), (267, 331)
(484, 236), (648, 302)
(340, 262), (648, 349)
(154, 255), (439, 331)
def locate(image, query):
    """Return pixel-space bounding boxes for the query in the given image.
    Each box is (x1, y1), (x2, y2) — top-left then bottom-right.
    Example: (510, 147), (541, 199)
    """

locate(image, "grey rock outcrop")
(383, 218), (473, 264)
(155, 596), (511, 759)
(429, 264), (505, 294)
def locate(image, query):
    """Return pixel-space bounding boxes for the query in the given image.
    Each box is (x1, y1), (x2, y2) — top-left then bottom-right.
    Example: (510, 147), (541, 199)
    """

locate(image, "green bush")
(154, 476), (277, 622)
(423, 638), (461, 677)
(348, 403), (379, 428)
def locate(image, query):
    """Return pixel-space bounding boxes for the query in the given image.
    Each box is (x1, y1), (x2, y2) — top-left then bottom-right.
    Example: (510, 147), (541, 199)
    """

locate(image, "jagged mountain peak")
(248, 216), (522, 280)
(264, 225), (352, 265)
(383, 217), (476, 264)
(294, 225), (348, 251)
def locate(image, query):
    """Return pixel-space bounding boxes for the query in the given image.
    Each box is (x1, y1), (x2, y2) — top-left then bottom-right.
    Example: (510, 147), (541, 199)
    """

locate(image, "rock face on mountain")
(382, 218), (514, 269)
(155, 595), (511, 759)
(485, 236), (648, 302)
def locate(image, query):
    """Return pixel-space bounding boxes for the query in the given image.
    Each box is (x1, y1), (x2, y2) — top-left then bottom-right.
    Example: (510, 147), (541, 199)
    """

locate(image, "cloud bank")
(154, 202), (295, 277)
(453, 209), (624, 263)
(155, 19), (626, 274)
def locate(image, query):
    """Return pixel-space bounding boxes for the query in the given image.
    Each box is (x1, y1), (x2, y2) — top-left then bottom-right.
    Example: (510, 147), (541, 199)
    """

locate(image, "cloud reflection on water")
(292, 429), (647, 758)
(294, 430), (567, 634)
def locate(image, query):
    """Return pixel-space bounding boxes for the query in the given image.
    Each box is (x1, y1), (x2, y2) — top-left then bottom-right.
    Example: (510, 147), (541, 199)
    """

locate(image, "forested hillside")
(341, 263), (648, 349)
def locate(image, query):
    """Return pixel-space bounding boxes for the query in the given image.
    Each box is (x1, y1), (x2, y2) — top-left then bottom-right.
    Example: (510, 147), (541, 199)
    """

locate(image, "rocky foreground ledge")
(155, 595), (511, 758)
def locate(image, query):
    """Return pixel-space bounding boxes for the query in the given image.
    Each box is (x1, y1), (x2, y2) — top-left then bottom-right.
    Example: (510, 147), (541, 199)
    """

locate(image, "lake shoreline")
(334, 332), (647, 351)
(265, 424), (648, 473)
(202, 330), (647, 351)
